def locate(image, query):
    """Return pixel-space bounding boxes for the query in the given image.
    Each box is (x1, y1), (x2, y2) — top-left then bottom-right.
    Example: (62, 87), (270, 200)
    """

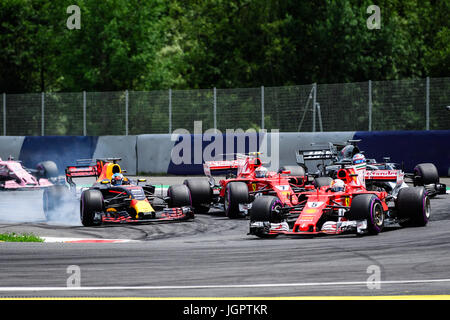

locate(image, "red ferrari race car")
(183, 153), (307, 218)
(248, 159), (431, 238)
(43, 158), (194, 226)
(0, 156), (59, 190)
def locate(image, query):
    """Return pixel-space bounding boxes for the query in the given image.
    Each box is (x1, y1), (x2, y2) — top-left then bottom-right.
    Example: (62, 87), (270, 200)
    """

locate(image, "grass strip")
(0, 232), (44, 242)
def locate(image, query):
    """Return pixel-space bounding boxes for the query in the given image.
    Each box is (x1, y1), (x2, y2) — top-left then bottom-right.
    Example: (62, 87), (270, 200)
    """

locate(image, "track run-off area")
(0, 176), (449, 298)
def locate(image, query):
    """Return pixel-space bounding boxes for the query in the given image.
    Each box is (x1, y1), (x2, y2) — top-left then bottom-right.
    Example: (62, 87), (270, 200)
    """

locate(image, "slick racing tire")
(224, 182), (249, 219)
(414, 163), (439, 186)
(348, 194), (384, 235)
(279, 165), (306, 185)
(250, 196), (283, 238)
(43, 185), (67, 221)
(313, 177), (333, 188)
(36, 161), (59, 179)
(397, 187), (430, 227)
(167, 184), (191, 208)
(80, 189), (103, 227)
(183, 178), (212, 214)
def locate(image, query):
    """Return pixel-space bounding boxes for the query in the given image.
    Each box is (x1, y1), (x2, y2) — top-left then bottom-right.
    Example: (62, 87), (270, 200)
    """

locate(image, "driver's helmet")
(111, 173), (124, 186)
(352, 153), (366, 165)
(340, 145), (356, 160)
(255, 166), (268, 178)
(331, 179), (345, 192)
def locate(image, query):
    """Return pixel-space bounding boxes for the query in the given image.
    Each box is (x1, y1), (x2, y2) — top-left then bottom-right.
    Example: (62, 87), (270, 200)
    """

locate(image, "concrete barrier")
(0, 130), (448, 176)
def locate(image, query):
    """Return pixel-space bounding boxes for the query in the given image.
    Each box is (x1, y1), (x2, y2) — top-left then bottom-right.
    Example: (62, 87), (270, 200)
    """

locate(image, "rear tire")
(183, 178), (212, 214)
(36, 161), (59, 179)
(397, 187), (430, 227)
(80, 189), (103, 226)
(279, 165), (306, 185)
(313, 177), (333, 188)
(224, 182), (249, 219)
(348, 194), (384, 235)
(414, 163), (439, 186)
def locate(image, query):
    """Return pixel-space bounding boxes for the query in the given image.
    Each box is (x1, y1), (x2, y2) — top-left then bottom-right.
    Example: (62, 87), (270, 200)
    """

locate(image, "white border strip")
(0, 278), (449, 292)
(42, 237), (139, 243)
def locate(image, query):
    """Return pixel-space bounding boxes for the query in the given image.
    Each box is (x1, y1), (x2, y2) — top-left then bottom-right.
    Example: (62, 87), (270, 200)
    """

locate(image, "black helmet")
(339, 145), (360, 161)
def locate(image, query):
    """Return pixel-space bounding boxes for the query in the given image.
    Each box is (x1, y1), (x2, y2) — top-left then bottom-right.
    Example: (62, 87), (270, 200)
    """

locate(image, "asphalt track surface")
(0, 176), (449, 298)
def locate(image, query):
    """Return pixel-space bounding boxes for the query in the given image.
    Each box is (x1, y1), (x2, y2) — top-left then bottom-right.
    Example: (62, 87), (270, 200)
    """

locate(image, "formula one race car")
(43, 158), (194, 226)
(183, 153), (307, 218)
(249, 161), (431, 238)
(295, 140), (446, 197)
(0, 156), (59, 190)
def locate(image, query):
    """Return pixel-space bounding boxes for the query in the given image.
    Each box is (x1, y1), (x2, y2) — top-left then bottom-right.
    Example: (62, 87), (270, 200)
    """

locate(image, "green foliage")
(0, 1), (448, 134)
(0, 0), (448, 93)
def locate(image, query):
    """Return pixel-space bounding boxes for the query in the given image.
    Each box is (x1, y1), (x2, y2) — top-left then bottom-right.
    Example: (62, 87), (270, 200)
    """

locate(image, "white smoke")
(0, 189), (81, 226)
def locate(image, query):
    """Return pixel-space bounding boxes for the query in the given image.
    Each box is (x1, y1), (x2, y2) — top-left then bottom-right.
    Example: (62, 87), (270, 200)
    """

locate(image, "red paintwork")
(204, 155), (306, 204)
(271, 166), (388, 236)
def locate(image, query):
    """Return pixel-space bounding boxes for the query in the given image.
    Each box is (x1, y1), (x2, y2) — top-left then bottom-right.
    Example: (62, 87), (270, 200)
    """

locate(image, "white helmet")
(352, 153), (366, 165)
(255, 166), (268, 178)
(331, 179), (345, 192)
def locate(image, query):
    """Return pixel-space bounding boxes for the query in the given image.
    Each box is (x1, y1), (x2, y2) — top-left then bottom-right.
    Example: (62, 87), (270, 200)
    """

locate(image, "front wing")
(98, 207), (194, 224)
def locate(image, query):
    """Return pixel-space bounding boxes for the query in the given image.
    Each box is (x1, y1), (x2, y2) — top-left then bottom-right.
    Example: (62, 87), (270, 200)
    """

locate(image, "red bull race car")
(183, 153), (307, 218)
(43, 158), (194, 226)
(249, 154), (431, 238)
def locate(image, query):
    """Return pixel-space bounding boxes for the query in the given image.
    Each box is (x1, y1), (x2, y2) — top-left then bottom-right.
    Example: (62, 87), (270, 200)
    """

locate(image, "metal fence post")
(312, 83), (317, 132)
(83, 91), (86, 136)
(426, 77), (430, 130)
(213, 87), (217, 131)
(368, 80), (372, 131)
(168, 88), (172, 133)
(125, 90), (129, 136)
(41, 92), (45, 136)
(261, 86), (265, 130)
(3, 93), (5, 136)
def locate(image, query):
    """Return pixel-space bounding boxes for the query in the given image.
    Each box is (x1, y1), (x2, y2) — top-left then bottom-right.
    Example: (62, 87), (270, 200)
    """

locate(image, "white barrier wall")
(137, 134), (177, 174)
(1, 130), (448, 176)
(93, 135), (138, 175)
(0, 136), (25, 160)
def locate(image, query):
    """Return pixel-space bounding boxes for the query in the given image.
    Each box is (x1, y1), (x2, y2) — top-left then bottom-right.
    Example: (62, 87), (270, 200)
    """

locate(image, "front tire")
(397, 187), (430, 227)
(224, 182), (249, 219)
(80, 189), (103, 227)
(43, 185), (67, 221)
(348, 194), (384, 235)
(249, 196), (283, 238)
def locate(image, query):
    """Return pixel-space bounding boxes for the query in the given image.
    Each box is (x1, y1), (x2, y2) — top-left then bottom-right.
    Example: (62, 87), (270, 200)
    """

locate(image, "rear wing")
(65, 165), (99, 178)
(365, 169), (403, 182)
(295, 140), (362, 164)
(203, 159), (244, 176)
